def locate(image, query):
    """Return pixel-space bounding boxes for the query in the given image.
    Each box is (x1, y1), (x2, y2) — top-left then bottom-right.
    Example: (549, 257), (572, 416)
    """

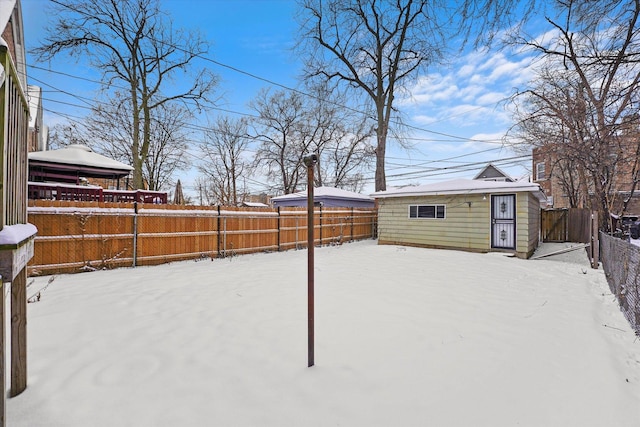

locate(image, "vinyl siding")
(527, 192), (541, 255)
(377, 194), (491, 252)
(378, 191), (540, 258)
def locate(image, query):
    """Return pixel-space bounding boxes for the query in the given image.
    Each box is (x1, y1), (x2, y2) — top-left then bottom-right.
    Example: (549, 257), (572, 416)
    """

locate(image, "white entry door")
(491, 194), (516, 249)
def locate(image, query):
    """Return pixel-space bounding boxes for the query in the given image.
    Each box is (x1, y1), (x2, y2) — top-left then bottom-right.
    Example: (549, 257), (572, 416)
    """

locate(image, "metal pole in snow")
(303, 153), (318, 368)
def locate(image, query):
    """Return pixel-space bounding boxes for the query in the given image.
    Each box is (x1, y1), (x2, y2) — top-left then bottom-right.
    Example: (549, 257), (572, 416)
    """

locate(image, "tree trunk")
(374, 117), (388, 192)
(131, 85), (143, 190)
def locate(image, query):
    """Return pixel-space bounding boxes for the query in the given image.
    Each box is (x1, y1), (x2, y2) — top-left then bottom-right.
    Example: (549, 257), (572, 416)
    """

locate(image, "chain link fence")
(599, 232), (640, 335)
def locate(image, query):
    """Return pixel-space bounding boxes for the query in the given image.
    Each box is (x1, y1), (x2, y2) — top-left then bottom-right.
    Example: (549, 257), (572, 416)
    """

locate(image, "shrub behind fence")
(28, 200), (378, 275)
(599, 232), (640, 335)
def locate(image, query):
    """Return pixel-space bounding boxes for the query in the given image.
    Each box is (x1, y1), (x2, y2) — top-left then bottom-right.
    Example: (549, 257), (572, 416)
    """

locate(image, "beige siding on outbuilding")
(516, 193), (540, 258)
(378, 191), (541, 258)
(378, 194), (491, 252)
(516, 191), (541, 258)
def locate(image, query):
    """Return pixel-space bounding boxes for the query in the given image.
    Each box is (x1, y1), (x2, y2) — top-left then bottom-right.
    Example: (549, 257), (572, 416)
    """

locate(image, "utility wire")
(26, 53), (514, 146)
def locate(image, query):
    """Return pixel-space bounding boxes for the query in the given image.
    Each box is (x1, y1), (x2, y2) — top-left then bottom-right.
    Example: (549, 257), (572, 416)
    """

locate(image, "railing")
(1, 47), (30, 226)
(28, 182), (168, 204)
(0, 41), (33, 411)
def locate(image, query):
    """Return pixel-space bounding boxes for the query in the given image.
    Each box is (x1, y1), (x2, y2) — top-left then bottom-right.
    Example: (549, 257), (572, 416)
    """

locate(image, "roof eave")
(373, 186), (541, 199)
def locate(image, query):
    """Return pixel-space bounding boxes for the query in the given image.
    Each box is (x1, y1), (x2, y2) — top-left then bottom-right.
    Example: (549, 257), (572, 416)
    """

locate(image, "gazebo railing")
(28, 182), (168, 204)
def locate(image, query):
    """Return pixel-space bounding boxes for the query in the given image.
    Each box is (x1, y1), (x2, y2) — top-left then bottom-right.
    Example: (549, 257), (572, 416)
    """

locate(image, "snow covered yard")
(8, 240), (640, 427)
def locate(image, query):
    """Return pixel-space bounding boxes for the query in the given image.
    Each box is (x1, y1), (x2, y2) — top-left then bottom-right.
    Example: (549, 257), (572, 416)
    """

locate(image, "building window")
(536, 162), (546, 180)
(409, 204), (446, 219)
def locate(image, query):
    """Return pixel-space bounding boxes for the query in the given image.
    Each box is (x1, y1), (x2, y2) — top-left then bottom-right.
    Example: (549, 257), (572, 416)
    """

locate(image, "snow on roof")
(372, 178), (545, 199)
(271, 186), (372, 201)
(28, 144), (134, 172)
(242, 201), (269, 207)
(0, 1), (16, 47)
(27, 85), (41, 127)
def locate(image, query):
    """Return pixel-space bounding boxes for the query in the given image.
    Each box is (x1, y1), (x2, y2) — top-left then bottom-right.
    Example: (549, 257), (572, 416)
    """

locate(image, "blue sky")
(22, 0), (538, 195)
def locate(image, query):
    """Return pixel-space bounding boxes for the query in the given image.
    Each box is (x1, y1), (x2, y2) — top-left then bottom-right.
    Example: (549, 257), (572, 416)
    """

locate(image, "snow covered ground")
(8, 240), (640, 426)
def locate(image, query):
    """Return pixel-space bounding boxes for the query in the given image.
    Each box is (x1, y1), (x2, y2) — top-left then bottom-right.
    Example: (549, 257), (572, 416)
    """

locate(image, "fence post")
(132, 201), (138, 267)
(10, 268), (27, 397)
(350, 207), (354, 242)
(319, 205), (323, 246)
(222, 216), (228, 258)
(277, 206), (281, 252)
(216, 205), (222, 258)
(591, 211), (599, 269)
(0, 276), (5, 426)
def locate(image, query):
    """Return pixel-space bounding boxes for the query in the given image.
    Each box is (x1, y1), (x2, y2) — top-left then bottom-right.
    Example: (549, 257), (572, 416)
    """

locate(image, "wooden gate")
(541, 208), (591, 243)
(541, 209), (568, 242)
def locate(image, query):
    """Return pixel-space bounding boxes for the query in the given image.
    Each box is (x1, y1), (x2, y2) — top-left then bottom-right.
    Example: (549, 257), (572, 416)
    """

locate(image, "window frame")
(535, 162), (546, 181)
(408, 204), (446, 220)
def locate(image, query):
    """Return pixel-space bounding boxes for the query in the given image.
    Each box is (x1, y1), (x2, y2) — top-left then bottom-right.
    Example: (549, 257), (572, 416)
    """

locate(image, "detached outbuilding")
(271, 186), (375, 208)
(372, 179), (546, 258)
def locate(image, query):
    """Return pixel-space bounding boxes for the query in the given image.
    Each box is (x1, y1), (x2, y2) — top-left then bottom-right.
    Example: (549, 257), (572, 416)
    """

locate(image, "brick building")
(532, 125), (640, 214)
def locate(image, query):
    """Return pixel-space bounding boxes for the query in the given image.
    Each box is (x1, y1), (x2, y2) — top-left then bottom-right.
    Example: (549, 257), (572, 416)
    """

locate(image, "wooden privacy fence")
(541, 208), (592, 243)
(27, 200), (378, 275)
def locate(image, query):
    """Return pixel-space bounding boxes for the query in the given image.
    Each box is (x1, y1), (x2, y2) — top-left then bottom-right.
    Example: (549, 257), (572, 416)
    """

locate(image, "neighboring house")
(0, 0), (36, 414)
(372, 179), (545, 259)
(271, 186), (375, 208)
(473, 163), (515, 182)
(532, 145), (579, 209)
(533, 119), (640, 213)
(27, 85), (46, 152)
(28, 144), (167, 203)
(242, 201), (269, 207)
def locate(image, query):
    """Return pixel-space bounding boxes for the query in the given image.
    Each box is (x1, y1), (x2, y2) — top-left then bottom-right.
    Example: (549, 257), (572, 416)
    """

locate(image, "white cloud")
(399, 45), (537, 133)
(468, 131), (507, 143)
(457, 63), (476, 78)
(476, 91), (507, 105)
(412, 114), (439, 125)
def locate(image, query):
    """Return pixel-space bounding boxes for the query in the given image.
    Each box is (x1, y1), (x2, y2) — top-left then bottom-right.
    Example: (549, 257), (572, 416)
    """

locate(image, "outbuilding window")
(409, 204), (446, 219)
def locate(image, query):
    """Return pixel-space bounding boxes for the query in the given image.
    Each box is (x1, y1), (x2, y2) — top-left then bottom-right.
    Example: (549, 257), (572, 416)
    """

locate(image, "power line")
(26, 48), (514, 146)
(25, 19), (535, 194)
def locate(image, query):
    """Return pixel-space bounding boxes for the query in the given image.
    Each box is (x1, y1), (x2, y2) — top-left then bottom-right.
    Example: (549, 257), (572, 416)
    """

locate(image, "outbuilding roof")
(372, 178), (546, 200)
(271, 186), (373, 202)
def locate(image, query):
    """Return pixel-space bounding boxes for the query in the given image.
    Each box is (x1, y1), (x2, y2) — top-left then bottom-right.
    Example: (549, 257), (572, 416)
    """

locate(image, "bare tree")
(198, 116), (253, 205)
(509, 0), (640, 229)
(249, 86), (374, 194)
(87, 93), (192, 191)
(297, 0), (526, 192)
(249, 89), (318, 194)
(48, 122), (90, 150)
(298, 0), (445, 192)
(309, 85), (375, 190)
(34, 0), (217, 189)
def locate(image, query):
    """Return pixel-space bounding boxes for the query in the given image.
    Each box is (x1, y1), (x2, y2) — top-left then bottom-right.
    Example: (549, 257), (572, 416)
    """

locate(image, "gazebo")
(28, 144), (133, 188)
(28, 145), (167, 203)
